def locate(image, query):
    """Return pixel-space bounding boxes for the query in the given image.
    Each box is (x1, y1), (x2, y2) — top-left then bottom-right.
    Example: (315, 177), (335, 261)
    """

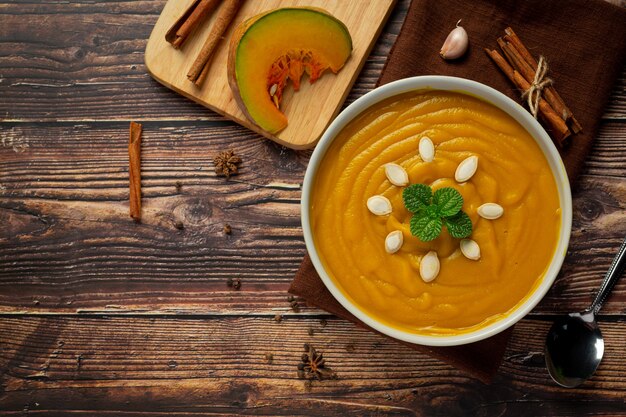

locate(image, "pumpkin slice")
(227, 7), (352, 134)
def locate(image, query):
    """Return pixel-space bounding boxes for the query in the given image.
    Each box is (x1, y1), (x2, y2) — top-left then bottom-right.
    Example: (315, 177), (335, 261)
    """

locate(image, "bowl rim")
(301, 75), (572, 346)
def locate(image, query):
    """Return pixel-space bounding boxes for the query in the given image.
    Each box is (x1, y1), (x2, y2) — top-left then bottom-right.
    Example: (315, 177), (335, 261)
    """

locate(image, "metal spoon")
(545, 236), (626, 388)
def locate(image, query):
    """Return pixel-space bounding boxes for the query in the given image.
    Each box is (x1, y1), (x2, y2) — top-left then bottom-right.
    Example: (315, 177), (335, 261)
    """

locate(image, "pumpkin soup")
(310, 90), (561, 335)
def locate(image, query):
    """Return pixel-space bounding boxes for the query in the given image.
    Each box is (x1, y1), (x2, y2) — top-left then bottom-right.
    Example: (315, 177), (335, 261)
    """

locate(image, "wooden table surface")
(1, 1), (625, 415)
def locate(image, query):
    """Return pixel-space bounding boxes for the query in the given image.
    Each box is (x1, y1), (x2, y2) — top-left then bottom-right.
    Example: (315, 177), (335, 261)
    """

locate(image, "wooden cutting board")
(145, 0), (396, 149)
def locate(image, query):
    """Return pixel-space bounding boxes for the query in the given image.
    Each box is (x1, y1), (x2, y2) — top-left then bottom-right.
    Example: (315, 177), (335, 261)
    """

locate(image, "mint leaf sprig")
(402, 184), (472, 242)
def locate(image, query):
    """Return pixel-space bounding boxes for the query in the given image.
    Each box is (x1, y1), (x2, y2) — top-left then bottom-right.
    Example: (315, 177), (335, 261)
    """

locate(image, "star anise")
(297, 344), (336, 380)
(214, 150), (242, 178)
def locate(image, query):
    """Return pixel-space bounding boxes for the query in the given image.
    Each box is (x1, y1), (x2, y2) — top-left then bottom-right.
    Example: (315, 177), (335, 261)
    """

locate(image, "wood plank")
(584, 121), (626, 177)
(602, 75), (626, 120)
(0, 0), (406, 123)
(1, 121), (626, 314)
(0, 0), (623, 123)
(0, 317), (625, 416)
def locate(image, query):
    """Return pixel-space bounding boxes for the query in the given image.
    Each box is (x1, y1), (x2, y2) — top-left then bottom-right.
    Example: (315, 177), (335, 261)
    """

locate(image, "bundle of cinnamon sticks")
(165, 0), (244, 87)
(485, 27), (581, 146)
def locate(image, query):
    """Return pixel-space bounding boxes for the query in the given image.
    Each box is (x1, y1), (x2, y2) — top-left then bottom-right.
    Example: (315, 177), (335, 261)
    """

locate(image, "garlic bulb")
(440, 20), (469, 60)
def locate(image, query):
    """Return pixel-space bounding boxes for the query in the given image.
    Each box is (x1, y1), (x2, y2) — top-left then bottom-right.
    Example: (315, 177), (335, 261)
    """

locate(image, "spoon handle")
(590, 236), (626, 314)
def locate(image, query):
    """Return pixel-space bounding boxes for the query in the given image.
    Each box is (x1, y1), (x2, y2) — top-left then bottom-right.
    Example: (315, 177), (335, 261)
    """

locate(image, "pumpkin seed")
(384, 163), (409, 186)
(460, 238), (481, 260)
(385, 230), (404, 254)
(367, 195), (392, 215)
(455, 155), (478, 183)
(420, 251), (440, 282)
(419, 136), (435, 162)
(477, 203), (504, 219)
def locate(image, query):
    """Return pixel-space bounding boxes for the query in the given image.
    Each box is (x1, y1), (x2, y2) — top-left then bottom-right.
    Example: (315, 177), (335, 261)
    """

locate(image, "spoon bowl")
(545, 237), (626, 387)
(545, 311), (604, 388)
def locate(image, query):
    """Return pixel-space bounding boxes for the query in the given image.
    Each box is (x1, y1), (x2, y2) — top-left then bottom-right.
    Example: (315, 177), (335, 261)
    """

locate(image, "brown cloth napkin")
(378, 0), (626, 181)
(290, 0), (626, 383)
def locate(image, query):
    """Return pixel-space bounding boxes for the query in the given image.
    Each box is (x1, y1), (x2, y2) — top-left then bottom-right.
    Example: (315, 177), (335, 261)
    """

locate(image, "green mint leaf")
(443, 211), (473, 238)
(410, 214), (442, 242)
(433, 187), (463, 217)
(425, 204), (441, 219)
(403, 184), (432, 213)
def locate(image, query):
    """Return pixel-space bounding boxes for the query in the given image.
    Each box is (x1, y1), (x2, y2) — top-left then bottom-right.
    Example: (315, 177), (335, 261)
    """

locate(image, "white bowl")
(301, 76), (572, 346)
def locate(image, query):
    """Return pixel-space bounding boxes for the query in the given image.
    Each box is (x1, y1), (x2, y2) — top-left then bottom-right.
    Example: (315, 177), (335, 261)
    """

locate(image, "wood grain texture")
(1, 0), (626, 415)
(145, 0), (396, 149)
(1, 121), (625, 314)
(1, 317), (625, 416)
(0, 0), (405, 123)
(0, 0), (622, 122)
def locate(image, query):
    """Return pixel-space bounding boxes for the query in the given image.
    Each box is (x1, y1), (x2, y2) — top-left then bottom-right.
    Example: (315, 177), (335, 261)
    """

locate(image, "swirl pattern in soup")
(310, 90), (560, 335)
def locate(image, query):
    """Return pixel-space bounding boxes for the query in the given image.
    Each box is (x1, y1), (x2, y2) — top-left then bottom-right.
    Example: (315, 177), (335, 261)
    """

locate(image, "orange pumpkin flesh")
(227, 8), (352, 134)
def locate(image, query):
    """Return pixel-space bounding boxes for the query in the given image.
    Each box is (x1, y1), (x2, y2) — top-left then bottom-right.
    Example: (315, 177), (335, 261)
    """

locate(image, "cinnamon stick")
(499, 37), (568, 118)
(503, 27), (582, 133)
(498, 38), (571, 124)
(187, 0), (243, 86)
(166, 0), (222, 49)
(503, 27), (538, 69)
(497, 38), (535, 82)
(129, 122), (143, 222)
(485, 49), (571, 145)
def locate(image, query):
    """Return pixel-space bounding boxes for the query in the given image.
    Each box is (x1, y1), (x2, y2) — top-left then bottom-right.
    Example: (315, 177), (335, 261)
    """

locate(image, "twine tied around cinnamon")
(521, 56), (553, 119)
